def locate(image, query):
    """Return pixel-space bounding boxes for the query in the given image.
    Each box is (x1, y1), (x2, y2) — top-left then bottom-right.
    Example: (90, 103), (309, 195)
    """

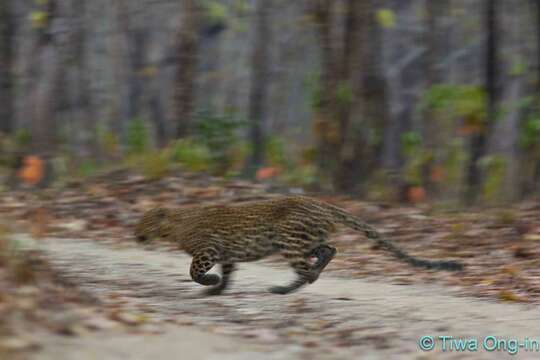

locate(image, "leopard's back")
(169, 197), (336, 262)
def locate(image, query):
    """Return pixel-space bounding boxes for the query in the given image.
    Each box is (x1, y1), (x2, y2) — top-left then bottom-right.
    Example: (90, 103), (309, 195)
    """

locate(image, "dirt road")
(18, 235), (540, 359)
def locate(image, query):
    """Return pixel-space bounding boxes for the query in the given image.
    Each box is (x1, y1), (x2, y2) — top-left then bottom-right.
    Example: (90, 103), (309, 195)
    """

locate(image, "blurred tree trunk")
(30, 0), (63, 154)
(332, 0), (364, 192)
(534, 0), (540, 191)
(109, 0), (128, 138)
(464, 0), (498, 204)
(70, 0), (97, 158)
(424, 0), (447, 86)
(422, 0), (448, 194)
(20, 0), (66, 187)
(312, 0), (383, 193)
(173, 0), (202, 139)
(113, 0), (147, 141)
(0, 0), (14, 134)
(361, 1), (388, 172)
(245, 0), (272, 177)
(312, 0), (338, 187)
(488, 0), (526, 201)
(334, 0), (384, 193)
(123, 28), (146, 125)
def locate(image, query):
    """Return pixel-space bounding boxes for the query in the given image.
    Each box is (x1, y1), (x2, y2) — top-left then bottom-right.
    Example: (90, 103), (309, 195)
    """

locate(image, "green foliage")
(281, 165), (318, 187)
(335, 82), (353, 105)
(265, 136), (288, 168)
(102, 131), (120, 157)
(443, 139), (466, 186)
(421, 84), (487, 123)
(168, 111), (247, 175)
(519, 113), (540, 149)
(400, 131), (425, 186)
(509, 57), (526, 76)
(95, 124), (120, 162)
(14, 129), (32, 148)
(480, 155), (507, 202)
(171, 139), (212, 172)
(204, 1), (229, 25)
(232, 0), (249, 15)
(401, 131), (422, 157)
(30, 11), (47, 28)
(376, 9), (396, 28)
(76, 160), (99, 178)
(194, 111), (246, 175)
(126, 118), (150, 155)
(367, 128), (383, 147)
(139, 151), (171, 180)
(304, 72), (323, 111)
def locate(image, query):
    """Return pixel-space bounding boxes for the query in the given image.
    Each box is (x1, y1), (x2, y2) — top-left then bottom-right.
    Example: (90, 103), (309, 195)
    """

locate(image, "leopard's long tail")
(314, 199), (463, 271)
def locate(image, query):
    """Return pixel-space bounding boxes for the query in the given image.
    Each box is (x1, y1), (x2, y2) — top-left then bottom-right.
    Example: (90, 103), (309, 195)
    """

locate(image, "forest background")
(1, 0), (539, 205)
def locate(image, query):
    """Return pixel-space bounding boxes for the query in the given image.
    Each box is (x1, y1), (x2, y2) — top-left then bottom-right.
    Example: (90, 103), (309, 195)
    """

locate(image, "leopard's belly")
(218, 231), (282, 263)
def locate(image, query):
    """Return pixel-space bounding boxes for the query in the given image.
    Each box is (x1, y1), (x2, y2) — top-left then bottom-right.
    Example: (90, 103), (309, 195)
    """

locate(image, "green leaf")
(30, 11), (48, 28)
(376, 9), (396, 28)
(205, 1), (228, 25)
(335, 82), (353, 105)
(509, 57), (526, 76)
(126, 118), (150, 155)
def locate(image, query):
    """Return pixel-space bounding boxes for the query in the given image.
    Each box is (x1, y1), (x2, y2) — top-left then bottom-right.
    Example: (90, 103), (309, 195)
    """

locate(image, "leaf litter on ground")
(0, 168), (540, 355)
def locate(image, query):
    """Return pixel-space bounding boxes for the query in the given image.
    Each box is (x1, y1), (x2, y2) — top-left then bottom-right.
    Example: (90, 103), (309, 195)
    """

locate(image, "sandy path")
(18, 235), (540, 359)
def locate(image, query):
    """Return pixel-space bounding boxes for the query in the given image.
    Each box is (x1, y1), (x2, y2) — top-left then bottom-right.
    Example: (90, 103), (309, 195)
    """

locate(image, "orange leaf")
(17, 155), (44, 185)
(457, 124), (481, 136)
(407, 186), (426, 203)
(256, 167), (281, 180)
(430, 166), (445, 183)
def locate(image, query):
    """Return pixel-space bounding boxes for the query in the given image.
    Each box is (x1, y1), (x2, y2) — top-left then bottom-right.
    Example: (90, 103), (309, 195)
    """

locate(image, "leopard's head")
(134, 207), (173, 242)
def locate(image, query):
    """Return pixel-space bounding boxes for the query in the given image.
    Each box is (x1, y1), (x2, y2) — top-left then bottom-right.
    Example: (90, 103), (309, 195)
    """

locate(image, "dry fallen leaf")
(0, 337), (39, 351)
(524, 234), (540, 241)
(498, 290), (528, 303)
(501, 265), (520, 277)
(108, 310), (148, 326)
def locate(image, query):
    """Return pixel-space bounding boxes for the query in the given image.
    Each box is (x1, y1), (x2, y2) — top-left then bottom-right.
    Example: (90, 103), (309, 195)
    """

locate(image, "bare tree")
(465, 0), (499, 204)
(534, 0), (540, 191)
(0, 0), (14, 134)
(313, 0), (385, 193)
(70, 0), (97, 158)
(30, 0), (63, 154)
(312, 0), (338, 187)
(173, 0), (202, 139)
(422, 0), (449, 193)
(332, 0), (365, 192)
(245, 0), (272, 176)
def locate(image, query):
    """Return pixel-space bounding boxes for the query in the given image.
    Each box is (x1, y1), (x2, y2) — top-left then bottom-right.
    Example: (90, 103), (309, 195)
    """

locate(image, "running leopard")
(134, 196), (463, 295)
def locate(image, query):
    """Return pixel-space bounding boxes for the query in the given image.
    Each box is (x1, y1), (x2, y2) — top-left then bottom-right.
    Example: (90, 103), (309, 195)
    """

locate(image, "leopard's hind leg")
(269, 238), (336, 295)
(308, 244), (336, 282)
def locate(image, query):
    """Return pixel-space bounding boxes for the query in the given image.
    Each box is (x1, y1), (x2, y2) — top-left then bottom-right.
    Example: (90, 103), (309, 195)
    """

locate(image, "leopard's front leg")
(190, 248), (220, 286)
(204, 263), (236, 296)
